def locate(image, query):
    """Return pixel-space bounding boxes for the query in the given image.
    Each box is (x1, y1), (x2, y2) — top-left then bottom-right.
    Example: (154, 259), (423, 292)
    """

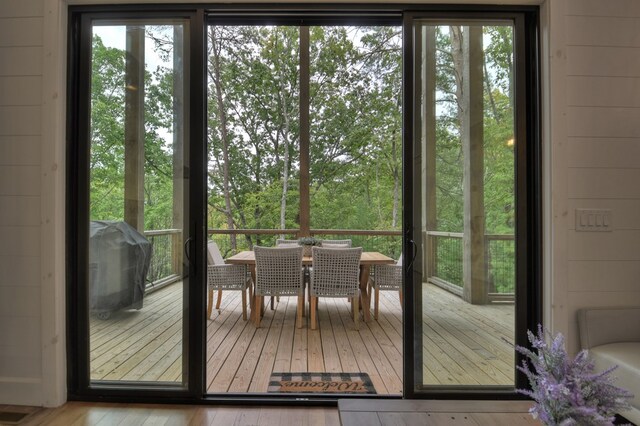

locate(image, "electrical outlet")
(575, 209), (612, 232)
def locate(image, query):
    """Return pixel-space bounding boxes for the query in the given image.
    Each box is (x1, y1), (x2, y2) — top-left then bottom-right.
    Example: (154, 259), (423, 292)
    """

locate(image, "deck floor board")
(89, 282), (514, 392)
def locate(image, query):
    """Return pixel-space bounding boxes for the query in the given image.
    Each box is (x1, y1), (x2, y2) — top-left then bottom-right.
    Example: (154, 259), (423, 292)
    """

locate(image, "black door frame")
(66, 3), (541, 405)
(66, 6), (207, 402)
(401, 8), (542, 399)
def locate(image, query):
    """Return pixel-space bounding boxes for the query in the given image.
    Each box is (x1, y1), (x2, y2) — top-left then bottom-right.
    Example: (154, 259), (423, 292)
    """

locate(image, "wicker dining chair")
(309, 246), (363, 330)
(368, 254), (403, 320)
(207, 241), (252, 320)
(254, 245), (305, 328)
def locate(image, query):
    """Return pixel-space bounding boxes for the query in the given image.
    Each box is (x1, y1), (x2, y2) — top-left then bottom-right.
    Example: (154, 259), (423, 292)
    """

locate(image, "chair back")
(276, 238), (299, 248)
(373, 253), (402, 291)
(207, 241), (225, 265)
(320, 239), (352, 248)
(310, 246), (362, 297)
(254, 245), (304, 296)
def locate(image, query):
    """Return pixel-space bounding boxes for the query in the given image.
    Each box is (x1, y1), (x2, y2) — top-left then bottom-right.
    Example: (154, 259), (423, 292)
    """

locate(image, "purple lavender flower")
(515, 326), (633, 426)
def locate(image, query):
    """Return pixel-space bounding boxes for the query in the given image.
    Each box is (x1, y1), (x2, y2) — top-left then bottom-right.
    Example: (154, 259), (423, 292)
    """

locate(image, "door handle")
(407, 239), (418, 271)
(184, 236), (192, 262)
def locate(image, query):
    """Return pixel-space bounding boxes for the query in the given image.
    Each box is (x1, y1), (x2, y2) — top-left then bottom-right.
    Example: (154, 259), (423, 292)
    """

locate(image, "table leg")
(359, 264), (371, 322)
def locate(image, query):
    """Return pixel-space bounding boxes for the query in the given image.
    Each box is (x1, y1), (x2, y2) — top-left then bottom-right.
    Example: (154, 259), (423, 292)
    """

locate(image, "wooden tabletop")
(226, 250), (395, 266)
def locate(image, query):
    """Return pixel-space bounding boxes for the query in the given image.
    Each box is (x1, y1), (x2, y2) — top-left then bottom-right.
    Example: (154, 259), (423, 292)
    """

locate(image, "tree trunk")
(276, 30), (292, 234)
(483, 59), (499, 123)
(209, 27), (237, 250)
(450, 26), (465, 119)
(391, 131), (400, 229)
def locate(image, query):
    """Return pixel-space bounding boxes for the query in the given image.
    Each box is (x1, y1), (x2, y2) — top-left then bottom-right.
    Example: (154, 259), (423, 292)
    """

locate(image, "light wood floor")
(339, 399), (539, 426)
(89, 282), (514, 392)
(11, 402), (340, 426)
(7, 400), (537, 426)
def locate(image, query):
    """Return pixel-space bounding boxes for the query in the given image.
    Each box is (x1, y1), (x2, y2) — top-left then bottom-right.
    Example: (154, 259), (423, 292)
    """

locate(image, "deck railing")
(426, 231), (515, 303)
(143, 227), (513, 303)
(143, 228), (182, 292)
(207, 228), (402, 260)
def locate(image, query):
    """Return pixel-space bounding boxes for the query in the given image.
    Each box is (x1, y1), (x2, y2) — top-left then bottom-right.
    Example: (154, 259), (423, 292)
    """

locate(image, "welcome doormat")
(268, 372), (376, 394)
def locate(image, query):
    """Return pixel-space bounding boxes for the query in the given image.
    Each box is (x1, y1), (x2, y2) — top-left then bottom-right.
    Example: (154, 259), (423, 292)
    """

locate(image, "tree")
(90, 29), (178, 232)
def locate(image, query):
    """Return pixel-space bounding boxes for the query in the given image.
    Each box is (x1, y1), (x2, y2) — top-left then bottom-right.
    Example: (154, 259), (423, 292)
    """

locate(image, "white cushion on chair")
(321, 243), (350, 249)
(207, 241), (225, 265)
(277, 243), (299, 248)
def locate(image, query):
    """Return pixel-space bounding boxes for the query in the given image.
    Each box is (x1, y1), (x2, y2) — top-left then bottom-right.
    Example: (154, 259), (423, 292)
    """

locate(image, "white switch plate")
(575, 209), (612, 232)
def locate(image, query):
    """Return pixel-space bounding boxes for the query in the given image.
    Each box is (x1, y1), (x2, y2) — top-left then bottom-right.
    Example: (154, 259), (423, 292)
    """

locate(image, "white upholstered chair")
(368, 254), (403, 320)
(254, 245), (305, 328)
(309, 246), (362, 330)
(207, 241), (252, 320)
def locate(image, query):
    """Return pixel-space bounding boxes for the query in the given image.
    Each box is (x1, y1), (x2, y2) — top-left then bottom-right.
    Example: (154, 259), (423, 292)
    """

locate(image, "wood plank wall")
(562, 0), (640, 354)
(0, 0), (46, 406)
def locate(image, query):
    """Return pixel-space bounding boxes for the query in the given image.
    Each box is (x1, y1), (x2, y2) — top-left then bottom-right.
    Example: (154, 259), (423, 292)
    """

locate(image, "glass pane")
(309, 26), (403, 256)
(88, 21), (188, 384)
(205, 25), (301, 393)
(204, 24), (403, 396)
(206, 25), (300, 252)
(414, 22), (516, 389)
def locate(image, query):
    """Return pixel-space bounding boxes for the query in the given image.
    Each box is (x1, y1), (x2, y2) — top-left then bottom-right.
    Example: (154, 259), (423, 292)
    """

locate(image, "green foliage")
(298, 237), (320, 246)
(206, 25), (404, 250)
(88, 24), (517, 278)
(89, 28), (177, 232)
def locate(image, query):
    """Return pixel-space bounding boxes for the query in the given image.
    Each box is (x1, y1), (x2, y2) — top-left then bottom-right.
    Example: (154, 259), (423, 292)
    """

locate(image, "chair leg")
(353, 294), (360, 330)
(399, 289), (403, 306)
(374, 287), (380, 320)
(297, 293), (304, 329)
(270, 296), (275, 310)
(207, 288), (213, 319)
(241, 289), (247, 321)
(248, 283), (253, 309)
(310, 296), (318, 330)
(216, 289), (222, 310)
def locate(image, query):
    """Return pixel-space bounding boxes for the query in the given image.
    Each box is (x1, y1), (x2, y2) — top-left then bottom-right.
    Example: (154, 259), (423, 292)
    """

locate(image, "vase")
(302, 245), (313, 256)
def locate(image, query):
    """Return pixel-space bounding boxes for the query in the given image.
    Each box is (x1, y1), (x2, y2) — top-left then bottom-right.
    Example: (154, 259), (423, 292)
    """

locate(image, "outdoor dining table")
(225, 250), (395, 323)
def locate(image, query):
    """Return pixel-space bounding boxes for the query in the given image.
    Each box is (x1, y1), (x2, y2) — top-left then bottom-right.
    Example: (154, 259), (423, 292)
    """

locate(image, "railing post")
(124, 25), (145, 232)
(298, 26), (311, 238)
(423, 26), (437, 283)
(172, 25), (184, 277)
(485, 236), (493, 293)
(172, 231), (182, 276)
(461, 26), (487, 305)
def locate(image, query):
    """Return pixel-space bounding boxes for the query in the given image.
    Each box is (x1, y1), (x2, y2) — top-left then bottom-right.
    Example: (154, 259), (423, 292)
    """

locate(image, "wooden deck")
(89, 282), (514, 393)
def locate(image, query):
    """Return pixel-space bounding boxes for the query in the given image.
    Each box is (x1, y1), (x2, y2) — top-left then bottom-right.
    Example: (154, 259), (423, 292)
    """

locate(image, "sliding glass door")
(403, 11), (540, 396)
(68, 5), (539, 402)
(67, 10), (205, 396)
(204, 19), (404, 396)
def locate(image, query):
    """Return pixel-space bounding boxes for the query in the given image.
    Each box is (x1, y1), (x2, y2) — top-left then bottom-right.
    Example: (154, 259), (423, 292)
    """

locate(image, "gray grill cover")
(89, 221), (152, 314)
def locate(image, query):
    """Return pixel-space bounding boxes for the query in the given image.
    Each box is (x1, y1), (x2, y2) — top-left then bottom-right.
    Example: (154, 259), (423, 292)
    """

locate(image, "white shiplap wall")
(0, 0), (46, 405)
(564, 0), (640, 354)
